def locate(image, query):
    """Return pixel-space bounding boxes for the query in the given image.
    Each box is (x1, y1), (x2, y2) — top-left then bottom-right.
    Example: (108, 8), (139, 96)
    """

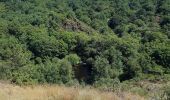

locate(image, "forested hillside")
(0, 0), (170, 91)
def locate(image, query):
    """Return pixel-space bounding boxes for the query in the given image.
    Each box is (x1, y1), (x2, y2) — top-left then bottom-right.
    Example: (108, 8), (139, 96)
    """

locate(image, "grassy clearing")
(0, 82), (145, 100)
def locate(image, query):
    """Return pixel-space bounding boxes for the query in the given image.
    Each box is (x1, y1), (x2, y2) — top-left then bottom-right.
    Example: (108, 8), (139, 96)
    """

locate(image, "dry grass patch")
(0, 83), (145, 100)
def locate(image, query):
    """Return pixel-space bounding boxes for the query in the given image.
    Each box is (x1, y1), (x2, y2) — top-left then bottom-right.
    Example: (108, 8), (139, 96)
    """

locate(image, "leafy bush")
(65, 54), (80, 65)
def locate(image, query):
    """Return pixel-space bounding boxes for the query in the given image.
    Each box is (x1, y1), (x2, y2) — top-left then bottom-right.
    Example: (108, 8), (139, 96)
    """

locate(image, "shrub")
(92, 57), (110, 80)
(59, 59), (74, 83)
(94, 78), (120, 91)
(164, 86), (170, 100)
(65, 54), (81, 65)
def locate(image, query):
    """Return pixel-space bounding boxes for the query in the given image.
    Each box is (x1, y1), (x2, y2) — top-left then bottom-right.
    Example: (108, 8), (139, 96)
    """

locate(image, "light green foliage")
(93, 57), (111, 80)
(59, 59), (73, 83)
(0, 37), (31, 67)
(65, 54), (80, 65)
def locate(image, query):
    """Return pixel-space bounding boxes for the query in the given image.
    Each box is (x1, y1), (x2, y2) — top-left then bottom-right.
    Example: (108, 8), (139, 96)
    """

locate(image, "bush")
(65, 54), (81, 65)
(94, 78), (120, 91)
(59, 59), (74, 83)
(164, 86), (170, 100)
(29, 35), (68, 58)
(0, 37), (31, 67)
(39, 60), (61, 84)
(92, 57), (110, 80)
(11, 64), (39, 85)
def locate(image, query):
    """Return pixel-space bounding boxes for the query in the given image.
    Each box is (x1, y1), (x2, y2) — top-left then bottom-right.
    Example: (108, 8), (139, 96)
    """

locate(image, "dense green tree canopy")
(0, 0), (169, 85)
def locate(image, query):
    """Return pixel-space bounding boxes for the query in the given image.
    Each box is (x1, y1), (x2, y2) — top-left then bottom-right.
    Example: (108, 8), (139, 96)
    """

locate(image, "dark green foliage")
(0, 0), (169, 87)
(29, 35), (68, 58)
(152, 47), (170, 68)
(108, 16), (123, 30)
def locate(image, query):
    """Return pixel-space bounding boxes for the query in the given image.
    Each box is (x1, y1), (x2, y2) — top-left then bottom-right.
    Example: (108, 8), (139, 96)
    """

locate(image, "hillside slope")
(0, 0), (170, 96)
